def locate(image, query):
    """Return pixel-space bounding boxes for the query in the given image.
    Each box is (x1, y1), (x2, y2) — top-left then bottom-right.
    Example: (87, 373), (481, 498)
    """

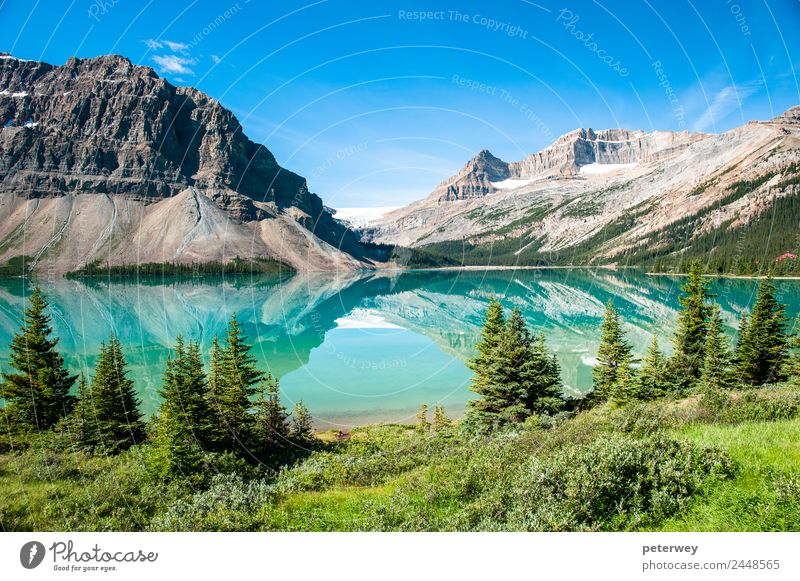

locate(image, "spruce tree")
(636, 335), (671, 400)
(209, 314), (265, 448)
(1, 288), (76, 432)
(672, 260), (714, 384)
(592, 300), (633, 402)
(151, 337), (216, 477)
(432, 405), (452, 433)
(415, 403), (430, 433)
(290, 401), (314, 442)
(521, 334), (564, 415)
(467, 297), (505, 400)
(699, 306), (736, 391)
(75, 336), (144, 452)
(783, 334), (800, 387)
(735, 275), (789, 385)
(251, 372), (289, 452)
(478, 308), (534, 425)
(612, 356), (639, 402)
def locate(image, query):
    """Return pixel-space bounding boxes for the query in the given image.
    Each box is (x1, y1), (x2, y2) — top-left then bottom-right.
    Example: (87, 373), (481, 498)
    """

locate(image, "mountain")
(362, 108), (800, 272)
(0, 53), (371, 274)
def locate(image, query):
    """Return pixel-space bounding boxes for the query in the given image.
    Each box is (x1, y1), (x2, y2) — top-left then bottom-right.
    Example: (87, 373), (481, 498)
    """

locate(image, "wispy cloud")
(152, 54), (196, 75)
(163, 40), (189, 54)
(146, 37), (197, 76)
(211, 54), (222, 64)
(692, 80), (763, 132)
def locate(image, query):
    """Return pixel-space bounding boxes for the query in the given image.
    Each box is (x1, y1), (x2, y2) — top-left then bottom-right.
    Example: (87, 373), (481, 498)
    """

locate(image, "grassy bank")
(2, 385), (798, 532)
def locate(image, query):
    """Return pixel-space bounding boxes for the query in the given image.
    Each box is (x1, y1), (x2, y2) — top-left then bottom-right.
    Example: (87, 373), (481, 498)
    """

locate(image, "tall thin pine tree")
(592, 300), (633, 402)
(672, 260), (714, 384)
(1, 288), (76, 432)
(735, 275), (789, 385)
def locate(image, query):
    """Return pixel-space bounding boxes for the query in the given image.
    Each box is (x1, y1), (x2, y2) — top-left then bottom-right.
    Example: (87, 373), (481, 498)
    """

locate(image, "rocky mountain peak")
(0, 54), (369, 272)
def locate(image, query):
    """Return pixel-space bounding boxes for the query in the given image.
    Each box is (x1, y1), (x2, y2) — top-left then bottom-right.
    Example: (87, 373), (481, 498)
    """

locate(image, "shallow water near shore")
(0, 269), (797, 428)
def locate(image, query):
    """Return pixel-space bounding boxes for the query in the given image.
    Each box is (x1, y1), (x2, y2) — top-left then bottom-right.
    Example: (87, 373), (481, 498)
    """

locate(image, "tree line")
(466, 261), (800, 428)
(0, 289), (312, 476)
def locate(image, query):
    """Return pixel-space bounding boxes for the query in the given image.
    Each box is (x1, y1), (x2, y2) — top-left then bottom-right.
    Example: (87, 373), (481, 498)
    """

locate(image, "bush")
(500, 435), (735, 531)
(152, 473), (274, 531)
(698, 388), (800, 424)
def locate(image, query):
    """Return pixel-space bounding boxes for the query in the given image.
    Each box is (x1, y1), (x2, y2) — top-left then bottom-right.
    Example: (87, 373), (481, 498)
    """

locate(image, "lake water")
(0, 269), (797, 428)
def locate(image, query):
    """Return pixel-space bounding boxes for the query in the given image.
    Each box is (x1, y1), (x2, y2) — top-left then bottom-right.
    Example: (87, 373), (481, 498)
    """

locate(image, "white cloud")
(692, 80), (762, 132)
(211, 54), (222, 64)
(143, 39), (162, 50)
(163, 40), (189, 54)
(152, 54), (196, 75)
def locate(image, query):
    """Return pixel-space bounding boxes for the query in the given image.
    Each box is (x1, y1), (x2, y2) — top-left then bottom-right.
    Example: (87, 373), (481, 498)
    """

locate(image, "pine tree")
(592, 300), (633, 402)
(151, 337), (216, 477)
(636, 335), (671, 400)
(0, 288), (76, 432)
(415, 403), (429, 433)
(521, 334), (564, 414)
(474, 309), (535, 425)
(251, 372), (289, 452)
(432, 405), (452, 433)
(290, 401), (314, 442)
(209, 314), (265, 448)
(783, 334), (800, 387)
(735, 275), (789, 385)
(699, 306), (736, 391)
(74, 335), (144, 452)
(612, 356), (639, 402)
(672, 260), (714, 384)
(467, 297), (505, 400)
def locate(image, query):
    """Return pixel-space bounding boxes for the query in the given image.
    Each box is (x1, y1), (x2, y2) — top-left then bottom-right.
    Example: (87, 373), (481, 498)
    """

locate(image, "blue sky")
(2, 0), (799, 207)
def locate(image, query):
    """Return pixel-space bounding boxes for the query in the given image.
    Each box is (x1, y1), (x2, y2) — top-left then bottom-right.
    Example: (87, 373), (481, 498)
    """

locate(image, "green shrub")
(698, 388), (800, 424)
(152, 473), (274, 531)
(501, 435), (735, 531)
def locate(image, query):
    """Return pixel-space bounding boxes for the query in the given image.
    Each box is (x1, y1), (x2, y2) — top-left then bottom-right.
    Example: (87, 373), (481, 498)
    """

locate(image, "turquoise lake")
(0, 269), (797, 428)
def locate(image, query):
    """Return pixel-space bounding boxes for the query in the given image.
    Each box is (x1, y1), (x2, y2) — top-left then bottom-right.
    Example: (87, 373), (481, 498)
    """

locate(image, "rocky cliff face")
(363, 108), (800, 264)
(509, 128), (704, 177)
(0, 53), (368, 273)
(431, 149), (510, 201)
(419, 127), (703, 203)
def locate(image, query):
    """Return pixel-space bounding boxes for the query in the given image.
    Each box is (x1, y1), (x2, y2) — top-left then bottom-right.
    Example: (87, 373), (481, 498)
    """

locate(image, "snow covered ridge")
(578, 162), (639, 175)
(333, 206), (399, 227)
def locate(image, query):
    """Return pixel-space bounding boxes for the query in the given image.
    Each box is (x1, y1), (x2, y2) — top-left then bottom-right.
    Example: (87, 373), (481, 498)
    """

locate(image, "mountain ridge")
(362, 106), (800, 272)
(0, 53), (370, 273)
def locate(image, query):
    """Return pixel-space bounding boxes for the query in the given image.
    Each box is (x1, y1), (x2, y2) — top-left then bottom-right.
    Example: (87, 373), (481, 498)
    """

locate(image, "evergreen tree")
(151, 337), (216, 477)
(251, 372), (289, 452)
(783, 334), (800, 387)
(735, 275), (790, 385)
(0, 288), (76, 432)
(467, 297), (505, 401)
(636, 335), (671, 400)
(699, 306), (736, 391)
(470, 308), (534, 426)
(672, 260), (714, 384)
(521, 334), (564, 415)
(415, 403), (430, 433)
(432, 405), (452, 433)
(74, 336), (144, 452)
(290, 401), (314, 442)
(209, 314), (265, 447)
(592, 300), (633, 402)
(612, 356), (639, 402)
